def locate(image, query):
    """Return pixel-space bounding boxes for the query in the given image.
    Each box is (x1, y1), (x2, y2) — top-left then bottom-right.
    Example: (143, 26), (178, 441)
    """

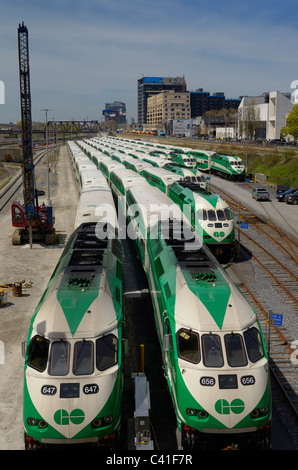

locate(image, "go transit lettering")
(215, 399), (245, 415)
(54, 409), (85, 425)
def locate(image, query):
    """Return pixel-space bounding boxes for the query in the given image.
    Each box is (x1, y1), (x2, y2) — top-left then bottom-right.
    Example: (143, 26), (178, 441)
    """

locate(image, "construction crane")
(11, 22), (56, 247)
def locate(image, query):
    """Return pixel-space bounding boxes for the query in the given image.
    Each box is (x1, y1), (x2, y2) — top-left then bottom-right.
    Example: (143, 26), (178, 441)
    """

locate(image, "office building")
(190, 89), (241, 117)
(238, 91), (293, 140)
(146, 90), (191, 129)
(137, 76), (187, 127)
(102, 101), (126, 125)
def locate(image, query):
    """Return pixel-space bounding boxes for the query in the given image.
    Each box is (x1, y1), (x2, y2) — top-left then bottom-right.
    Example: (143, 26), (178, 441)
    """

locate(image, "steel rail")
(228, 265), (298, 421)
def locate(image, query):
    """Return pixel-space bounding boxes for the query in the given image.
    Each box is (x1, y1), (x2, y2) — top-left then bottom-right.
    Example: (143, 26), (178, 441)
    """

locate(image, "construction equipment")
(12, 22), (56, 247)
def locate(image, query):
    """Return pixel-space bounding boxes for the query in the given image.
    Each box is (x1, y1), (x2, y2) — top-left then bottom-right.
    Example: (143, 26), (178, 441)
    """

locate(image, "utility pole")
(41, 108), (52, 204)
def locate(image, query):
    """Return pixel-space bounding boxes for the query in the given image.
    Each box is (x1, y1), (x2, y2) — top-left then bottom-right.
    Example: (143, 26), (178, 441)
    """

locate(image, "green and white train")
(138, 166), (235, 262)
(23, 143), (123, 449)
(169, 181), (235, 262)
(163, 163), (207, 189)
(192, 150), (246, 181)
(125, 185), (271, 450)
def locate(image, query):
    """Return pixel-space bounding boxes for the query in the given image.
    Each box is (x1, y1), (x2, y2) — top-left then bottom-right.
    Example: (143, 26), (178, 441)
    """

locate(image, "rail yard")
(0, 135), (297, 451)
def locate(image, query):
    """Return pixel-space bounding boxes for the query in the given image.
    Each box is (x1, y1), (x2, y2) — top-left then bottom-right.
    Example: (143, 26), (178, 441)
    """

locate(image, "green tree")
(281, 104), (298, 140)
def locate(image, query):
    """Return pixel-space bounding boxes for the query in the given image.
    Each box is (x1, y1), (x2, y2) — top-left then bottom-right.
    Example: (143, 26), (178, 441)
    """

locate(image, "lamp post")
(41, 108), (52, 204)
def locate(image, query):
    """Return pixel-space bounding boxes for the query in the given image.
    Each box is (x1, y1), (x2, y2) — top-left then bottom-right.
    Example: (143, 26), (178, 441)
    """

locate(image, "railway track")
(0, 146), (61, 212)
(210, 181), (298, 447)
(228, 262), (298, 448)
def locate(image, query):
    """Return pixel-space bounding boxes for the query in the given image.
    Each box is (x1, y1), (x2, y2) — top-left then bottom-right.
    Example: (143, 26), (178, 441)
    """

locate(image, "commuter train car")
(99, 160), (125, 183)
(141, 156), (172, 168)
(170, 152), (197, 168)
(109, 168), (149, 216)
(78, 168), (106, 193)
(163, 163), (207, 189)
(23, 142), (123, 449)
(125, 185), (271, 450)
(23, 222), (123, 449)
(140, 167), (183, 196)
(123, 159), (153, 174)
(192, 150), (246, 181)
(169, 181), (235, 262)
(188, 150), (216, 171)
(75, 178), (118, 231)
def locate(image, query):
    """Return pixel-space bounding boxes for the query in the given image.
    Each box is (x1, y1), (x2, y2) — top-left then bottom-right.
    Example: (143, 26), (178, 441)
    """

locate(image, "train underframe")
(24, 431), (118, 450)
(208, 241), (235, 264)
(181, 423), (271, 450)
(211, 168), (246, 182)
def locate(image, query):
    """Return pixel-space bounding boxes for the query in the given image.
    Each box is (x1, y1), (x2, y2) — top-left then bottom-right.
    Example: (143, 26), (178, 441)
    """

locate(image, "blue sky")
(1, 0), (297, 123)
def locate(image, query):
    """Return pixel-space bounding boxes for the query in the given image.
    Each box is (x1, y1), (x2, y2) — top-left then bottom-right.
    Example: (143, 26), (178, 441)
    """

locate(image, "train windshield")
(244, 327), (265, 363)
(28, 335), (49, 372)
(224, 334), (248, 367)
(48, 341), (70, 376)
(217, 210), (225, 221)
(96, 334), (118, 370)
(207, 210), (217, 221)
(177, 329), (200, 363)
(202, 334), (224, 367)
(73, 340), (94, 375)
(197, 208), (233, 222)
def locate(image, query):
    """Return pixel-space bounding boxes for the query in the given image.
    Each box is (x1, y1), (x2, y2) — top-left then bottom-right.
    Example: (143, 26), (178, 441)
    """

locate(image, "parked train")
(125, 184), (271, 450)
(163, 163), (207, 189)
(139, 166), (235, 262)
(23, 142), (122, 449)
(192, 150), (246, 181)
(169, 181), (235, 262)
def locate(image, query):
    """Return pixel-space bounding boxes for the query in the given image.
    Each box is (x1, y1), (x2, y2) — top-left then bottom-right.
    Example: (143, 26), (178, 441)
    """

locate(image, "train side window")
(177, 328), (200, 364)
(164, 318), (173, 351)
(96, 334), (118, 371)
(28, 335), (49, 372)
(202, 334), (224, 367)
(48, 340), (70, 376)
(244, 327), (265, 363)
(224, 334), (248, 367)
(191, 208), (195, 226)
(73, 340), (94, 375)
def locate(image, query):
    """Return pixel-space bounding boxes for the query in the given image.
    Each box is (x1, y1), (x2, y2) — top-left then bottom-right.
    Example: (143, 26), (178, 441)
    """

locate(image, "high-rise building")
(190, 89), (241, 117)
(102, 101), (126, 125)
(137, 76), (186, 127)
(146, 90), (191, 127)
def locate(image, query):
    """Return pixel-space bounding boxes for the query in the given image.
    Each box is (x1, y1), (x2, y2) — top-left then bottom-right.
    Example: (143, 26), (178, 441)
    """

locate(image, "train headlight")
(260, 406), (269, 415)
(186, 408), (209, 419)
(27, 417), (38, 426)
(103, 415), (113, 424)
(251, 406), (269, 419)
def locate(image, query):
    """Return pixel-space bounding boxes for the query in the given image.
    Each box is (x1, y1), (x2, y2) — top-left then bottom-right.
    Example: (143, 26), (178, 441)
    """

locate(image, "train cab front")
(175, 327), (271, 450)
(23, 334), (121, 450)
